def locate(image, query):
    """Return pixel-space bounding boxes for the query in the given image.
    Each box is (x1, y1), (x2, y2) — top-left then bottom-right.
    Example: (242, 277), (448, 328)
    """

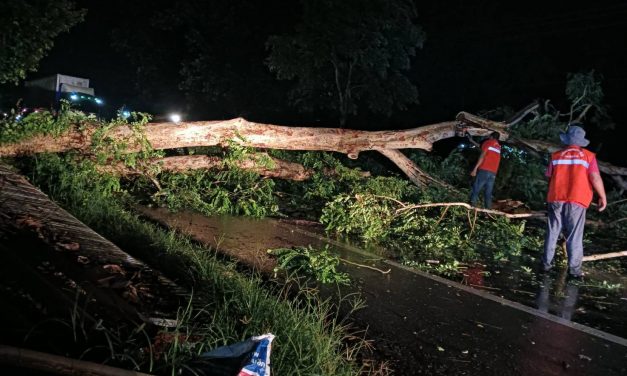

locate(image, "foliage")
(565, 70), (613, 130)
(272, 150), (422, 219)
(266, 0), (425, 126)
(508, 111), (563, 142)
(0, 1), (85, 84)
(495, 146), (547, 208)
(0, 101), (87, 144)
(268, 245), (350, 285)
(409, 149), (470, 188)
(321, 193), (544, 272)
(91, 111), (165, 169)
(511, 70), (612, 142)
(151, 138), (279, 218)
(153, 168), (278, 218)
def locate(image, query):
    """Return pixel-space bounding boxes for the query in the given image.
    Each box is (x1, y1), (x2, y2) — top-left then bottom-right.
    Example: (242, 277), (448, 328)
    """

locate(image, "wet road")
(138, 207), (627, 375)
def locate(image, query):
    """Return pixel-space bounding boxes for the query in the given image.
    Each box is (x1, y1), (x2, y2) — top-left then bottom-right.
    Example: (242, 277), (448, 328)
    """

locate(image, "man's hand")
(470, 169), (477, 177)
(598, 196), (607, 212)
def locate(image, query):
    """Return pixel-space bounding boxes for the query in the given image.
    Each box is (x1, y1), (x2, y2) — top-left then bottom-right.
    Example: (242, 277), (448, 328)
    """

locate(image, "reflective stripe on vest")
(487, 146), (501, 154)
(551, 159), (590, 169)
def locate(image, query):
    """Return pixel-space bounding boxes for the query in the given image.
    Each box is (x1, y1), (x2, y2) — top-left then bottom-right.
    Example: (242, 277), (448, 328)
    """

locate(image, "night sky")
(25, 0), (627, 164)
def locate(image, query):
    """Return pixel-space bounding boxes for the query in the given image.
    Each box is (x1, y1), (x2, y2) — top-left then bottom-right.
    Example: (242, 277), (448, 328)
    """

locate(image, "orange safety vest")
(547, 146), (595, 208)
(479, 139), (501, 173)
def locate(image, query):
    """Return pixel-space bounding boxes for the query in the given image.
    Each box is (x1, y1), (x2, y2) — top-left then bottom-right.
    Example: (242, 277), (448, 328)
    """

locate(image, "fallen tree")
(0, 108), (624, 192)
(0, 118), (505, 158)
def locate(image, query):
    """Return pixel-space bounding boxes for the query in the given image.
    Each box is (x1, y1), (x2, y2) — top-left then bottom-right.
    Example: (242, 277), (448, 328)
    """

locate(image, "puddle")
(465, 258), (627, 338)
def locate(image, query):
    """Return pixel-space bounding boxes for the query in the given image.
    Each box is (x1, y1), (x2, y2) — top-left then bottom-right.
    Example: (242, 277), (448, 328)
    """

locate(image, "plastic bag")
(182, 333), (275, 376)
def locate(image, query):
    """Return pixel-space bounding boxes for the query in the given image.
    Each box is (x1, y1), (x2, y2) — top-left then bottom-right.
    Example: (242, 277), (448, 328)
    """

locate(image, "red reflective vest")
(479, 139), (501, 173)
(547, 146), (595, 208)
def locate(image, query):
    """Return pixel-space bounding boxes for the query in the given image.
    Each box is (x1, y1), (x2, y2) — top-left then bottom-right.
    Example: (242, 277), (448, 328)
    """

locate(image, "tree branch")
(395, 202), (546, 219)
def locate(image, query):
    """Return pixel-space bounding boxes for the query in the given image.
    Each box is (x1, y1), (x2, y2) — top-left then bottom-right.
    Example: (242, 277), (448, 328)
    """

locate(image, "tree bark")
(0, 344), (153, 376)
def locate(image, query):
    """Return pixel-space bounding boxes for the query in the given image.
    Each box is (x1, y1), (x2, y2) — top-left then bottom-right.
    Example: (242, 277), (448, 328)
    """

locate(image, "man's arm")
(471, 151), (486, 177)
(589, 172), (607, 211)
(465, 132), (480, 148)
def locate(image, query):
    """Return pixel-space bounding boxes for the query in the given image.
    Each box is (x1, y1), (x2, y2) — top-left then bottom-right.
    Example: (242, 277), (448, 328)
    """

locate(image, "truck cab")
(23, 74), (104, 115)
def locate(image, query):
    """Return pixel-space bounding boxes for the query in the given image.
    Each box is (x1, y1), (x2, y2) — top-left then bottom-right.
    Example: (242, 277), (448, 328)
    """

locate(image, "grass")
(20, 154), (366, 375)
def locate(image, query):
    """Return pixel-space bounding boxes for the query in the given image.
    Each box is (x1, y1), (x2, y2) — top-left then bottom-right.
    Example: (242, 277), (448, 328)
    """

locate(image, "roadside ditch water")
(137, 207), (627, 340)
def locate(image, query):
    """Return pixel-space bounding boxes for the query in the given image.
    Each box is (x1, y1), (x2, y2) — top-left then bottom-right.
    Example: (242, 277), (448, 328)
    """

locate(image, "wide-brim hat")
(559, 124), (589, 147)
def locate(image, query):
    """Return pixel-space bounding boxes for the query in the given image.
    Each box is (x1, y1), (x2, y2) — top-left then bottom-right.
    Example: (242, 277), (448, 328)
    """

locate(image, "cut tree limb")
(582, 251), (627, 262)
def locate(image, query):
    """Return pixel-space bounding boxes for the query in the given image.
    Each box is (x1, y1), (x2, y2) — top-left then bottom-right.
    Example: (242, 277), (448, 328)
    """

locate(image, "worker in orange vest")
(542, 124), (606, 279)
(469, 131), (501, 209)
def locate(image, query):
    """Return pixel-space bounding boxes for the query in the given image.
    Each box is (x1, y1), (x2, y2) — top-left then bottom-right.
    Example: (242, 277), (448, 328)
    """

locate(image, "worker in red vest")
(542, 124), (606, 279)
(469, 131), (501, 209)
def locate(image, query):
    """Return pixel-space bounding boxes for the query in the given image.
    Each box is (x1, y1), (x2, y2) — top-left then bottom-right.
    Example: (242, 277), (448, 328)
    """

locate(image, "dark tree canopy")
(0, 0), (85, 84)
(112, 0), (297, 120)
(266, 0), (425, 127)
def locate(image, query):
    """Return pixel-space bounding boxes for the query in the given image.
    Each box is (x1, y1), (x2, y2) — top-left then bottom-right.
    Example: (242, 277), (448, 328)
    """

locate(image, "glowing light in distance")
(70, 94), (78, 100)
(122, 111), (131, 119)
(169, 113), (182, 123)
(95, 98), (103, 104)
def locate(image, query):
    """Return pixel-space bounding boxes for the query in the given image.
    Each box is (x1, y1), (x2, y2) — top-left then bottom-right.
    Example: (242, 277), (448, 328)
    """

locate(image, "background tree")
(0, 1), (85, 84)
(112, 0), (296, 120)
(266, 0), (425, 127)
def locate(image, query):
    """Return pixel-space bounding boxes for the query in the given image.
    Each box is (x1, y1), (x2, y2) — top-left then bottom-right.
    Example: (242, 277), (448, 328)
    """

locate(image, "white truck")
(23, 73), (103, 113)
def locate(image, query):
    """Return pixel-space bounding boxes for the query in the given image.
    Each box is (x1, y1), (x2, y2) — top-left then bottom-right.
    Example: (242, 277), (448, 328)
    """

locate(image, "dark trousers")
(470, 169), (496, 209)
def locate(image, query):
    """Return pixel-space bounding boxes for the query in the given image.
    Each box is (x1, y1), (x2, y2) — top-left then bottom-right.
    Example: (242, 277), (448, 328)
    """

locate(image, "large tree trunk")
(0, 118), (500, 158)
